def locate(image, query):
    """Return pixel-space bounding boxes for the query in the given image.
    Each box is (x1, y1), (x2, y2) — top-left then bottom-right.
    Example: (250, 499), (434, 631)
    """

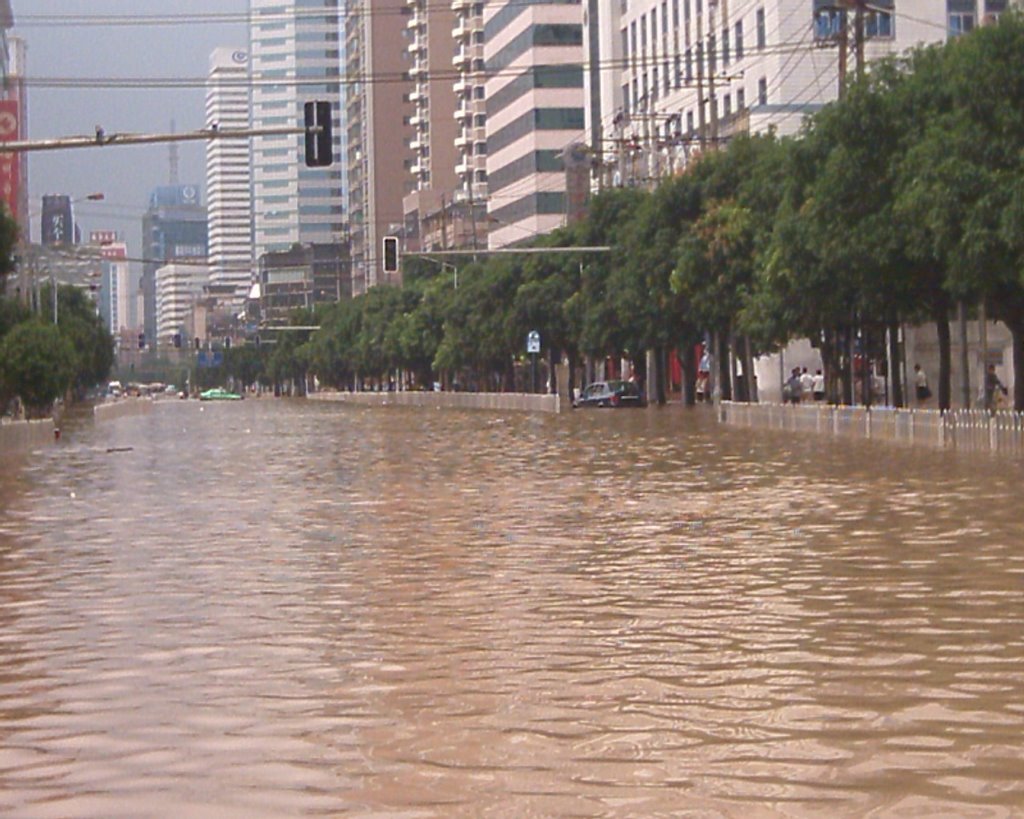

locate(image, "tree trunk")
(821, 328), (837, 404)
(1007, 315), (1024, 413)
(934, 298), (952, 412)
(654, 345), (667, 405)
(842, 325), (854, 406)
(888, 320), (904, 407)
(743, 336), (757, 402)
(717, 333), (732, 401)
(680, 345), (696, 406)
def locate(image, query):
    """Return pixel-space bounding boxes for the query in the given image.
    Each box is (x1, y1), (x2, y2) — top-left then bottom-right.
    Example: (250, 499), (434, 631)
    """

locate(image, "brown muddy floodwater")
(0, 398), (1022, 817)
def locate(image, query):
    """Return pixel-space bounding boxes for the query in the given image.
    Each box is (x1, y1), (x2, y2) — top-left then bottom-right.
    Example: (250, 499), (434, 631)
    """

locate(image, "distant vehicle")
(574, 379), (644, 408)
(199, 387), (243, 401)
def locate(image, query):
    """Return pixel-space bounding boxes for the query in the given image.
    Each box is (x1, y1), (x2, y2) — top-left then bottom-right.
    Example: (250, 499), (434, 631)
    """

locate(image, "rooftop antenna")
(168, 119), (179, 184)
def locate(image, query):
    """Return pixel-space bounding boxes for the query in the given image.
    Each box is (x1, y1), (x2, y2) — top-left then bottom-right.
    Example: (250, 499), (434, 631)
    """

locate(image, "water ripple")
(0, 400), (1022, 816)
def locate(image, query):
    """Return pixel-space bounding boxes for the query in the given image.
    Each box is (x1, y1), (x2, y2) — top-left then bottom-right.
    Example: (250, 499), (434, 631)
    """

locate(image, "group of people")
(914, 362), (1008, 412)
(783, 367), (826, 405)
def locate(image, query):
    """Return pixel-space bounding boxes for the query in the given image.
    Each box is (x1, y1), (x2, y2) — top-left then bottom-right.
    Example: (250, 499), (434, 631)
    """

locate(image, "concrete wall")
(308, 390), (561, 414)
(93, 398), (156, 422)
(0, 418), (55, 450)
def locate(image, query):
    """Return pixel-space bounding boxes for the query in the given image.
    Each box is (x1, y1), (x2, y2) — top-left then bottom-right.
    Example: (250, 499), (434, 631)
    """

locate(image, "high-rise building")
(141, 185), (207, 343)
(91, 233), (131, 343)
(483, 2), (586, 248)
(156, 261), (211, 346)
(586, 0), (953, 190)
(249, 1), (345, 262)
(401, 0), (462, 253)
(205, 47), (253, 308)
(345, 0), (415, 292)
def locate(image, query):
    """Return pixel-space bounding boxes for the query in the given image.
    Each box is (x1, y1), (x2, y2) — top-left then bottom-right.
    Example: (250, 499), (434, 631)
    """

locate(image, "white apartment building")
(205, 47), (253, 306)
(452, 0), (488, 212)
(586, 0), (973, 188)
(103, 255), (131, 337)
(484, 1), (587, 249)
(156, 262), (210, 345)
(249, 1), (345, 260)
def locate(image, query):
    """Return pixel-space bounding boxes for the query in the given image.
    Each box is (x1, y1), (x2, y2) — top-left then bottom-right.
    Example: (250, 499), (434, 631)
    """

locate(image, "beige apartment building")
(346, 0), (415, 292)
(483, 2), (586, 249)
(400, 0), (468, 253)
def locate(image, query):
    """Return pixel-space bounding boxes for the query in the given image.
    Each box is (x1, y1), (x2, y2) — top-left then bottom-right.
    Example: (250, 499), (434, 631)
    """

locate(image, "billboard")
(41, 195), (73, 246)
(0, 100), (20, 221)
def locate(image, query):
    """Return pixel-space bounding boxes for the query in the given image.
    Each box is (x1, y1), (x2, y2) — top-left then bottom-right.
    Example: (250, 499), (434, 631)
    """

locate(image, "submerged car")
(574, 379), (644, 408)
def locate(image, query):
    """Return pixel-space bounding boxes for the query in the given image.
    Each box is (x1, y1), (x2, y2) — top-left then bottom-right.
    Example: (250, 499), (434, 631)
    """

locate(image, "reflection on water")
(1, 399), (1023, 816)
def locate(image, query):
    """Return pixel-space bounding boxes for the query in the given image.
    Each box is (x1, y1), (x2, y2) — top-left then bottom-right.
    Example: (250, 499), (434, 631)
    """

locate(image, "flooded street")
(1, 399), (1023, 816)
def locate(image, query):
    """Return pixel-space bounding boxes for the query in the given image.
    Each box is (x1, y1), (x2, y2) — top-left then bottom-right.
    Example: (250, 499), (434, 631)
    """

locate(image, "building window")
(686, 110), (694, 132)
(737, 87), (745, 109)
(756, 7), (766, 49)
(735, 20), (744, 60)
(723, 93), (731, 117)
(758, 76), (767, 106)
(866, 9), (894, 37)
(949, 12), (975, 35)
(721, 26), (729, 65)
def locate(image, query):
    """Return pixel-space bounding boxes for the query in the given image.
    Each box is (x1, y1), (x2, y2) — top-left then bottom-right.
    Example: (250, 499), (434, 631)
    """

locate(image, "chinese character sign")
(0, 100), (20, 221)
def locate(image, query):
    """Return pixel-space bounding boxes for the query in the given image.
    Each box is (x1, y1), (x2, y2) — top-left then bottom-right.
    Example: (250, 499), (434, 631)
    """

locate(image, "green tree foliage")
(44, 283), (116, 397)
(0, 320), (75, 416)
(0, 208), (18, 295)
(294, 15), (1024, 409)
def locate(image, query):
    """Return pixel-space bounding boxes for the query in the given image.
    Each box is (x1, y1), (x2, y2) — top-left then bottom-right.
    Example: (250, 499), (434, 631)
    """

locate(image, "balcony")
(453, 20), (471, 40)
(407, 37), (426, 56)
(454, 133), (472, 148)
(453, 106), (472, 122)
(451, 0), (472, 10)
(453, 48), (472, 69)
(409, 64), (427, 79)
(406, 14), (423, 32)
(409, 87), (425, 103)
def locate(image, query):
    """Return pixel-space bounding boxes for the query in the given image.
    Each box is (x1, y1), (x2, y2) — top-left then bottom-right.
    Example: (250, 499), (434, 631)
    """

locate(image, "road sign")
(527, 330), (540, 354)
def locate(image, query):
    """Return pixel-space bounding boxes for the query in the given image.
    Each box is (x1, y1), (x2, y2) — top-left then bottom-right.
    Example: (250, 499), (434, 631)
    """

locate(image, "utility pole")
(837, 6), (848, 98)
(836, 0), (867, 98)
(696, 31), (707, 152)
(708, 23), (719, 151)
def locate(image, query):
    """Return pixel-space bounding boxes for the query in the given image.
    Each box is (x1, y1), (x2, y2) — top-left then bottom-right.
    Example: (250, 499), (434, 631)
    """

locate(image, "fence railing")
(720, 401), (1024, 455)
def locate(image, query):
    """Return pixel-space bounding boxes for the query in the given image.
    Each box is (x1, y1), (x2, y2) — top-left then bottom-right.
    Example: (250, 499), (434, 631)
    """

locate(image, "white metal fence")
(720, 401), (1024, 455)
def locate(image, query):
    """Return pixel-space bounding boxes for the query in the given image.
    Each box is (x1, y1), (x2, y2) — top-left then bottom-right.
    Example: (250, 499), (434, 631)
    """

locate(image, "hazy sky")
(15, 1), (249, 251)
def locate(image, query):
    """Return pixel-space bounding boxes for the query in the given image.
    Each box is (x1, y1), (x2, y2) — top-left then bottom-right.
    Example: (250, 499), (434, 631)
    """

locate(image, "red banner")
(0, 100), (20, 221)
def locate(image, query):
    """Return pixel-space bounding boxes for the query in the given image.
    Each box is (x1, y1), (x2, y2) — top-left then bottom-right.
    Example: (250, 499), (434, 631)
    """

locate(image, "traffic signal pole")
(2, 100), (332, 164)
(1, 124), (317, 153)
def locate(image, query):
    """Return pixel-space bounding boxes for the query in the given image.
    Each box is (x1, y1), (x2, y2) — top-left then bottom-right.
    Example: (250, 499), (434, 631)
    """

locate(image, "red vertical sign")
(0, 100), (20, 221)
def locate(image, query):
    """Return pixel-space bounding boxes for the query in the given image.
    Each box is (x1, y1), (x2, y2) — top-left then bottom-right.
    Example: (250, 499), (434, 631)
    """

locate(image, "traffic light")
(304, 100), (333, 167)
(138, 332), (146, 350)
(382, 235), (399, 274)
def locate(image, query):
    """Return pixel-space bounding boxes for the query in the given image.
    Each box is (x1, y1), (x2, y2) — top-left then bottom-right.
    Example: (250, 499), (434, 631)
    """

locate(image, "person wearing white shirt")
(812, 369), (825, 401)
